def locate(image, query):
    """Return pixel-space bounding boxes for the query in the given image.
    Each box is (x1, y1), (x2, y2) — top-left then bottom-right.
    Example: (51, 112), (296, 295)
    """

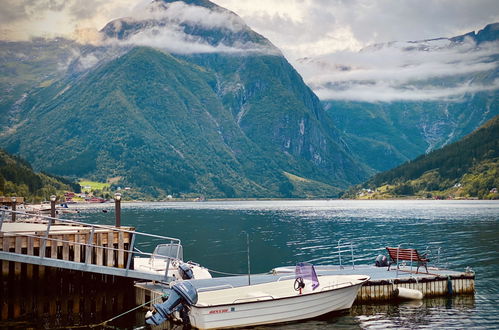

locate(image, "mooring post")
(50, 195), (56, 219)
(241, 231), (251, 285)
(114, 193), (121, 228)
(11, 197), (16, 222)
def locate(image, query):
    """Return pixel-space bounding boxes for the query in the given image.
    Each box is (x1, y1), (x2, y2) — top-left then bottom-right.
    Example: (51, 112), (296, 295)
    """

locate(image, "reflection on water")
(0, 268), (136, 328)
(352, 295), (477, 329)
(1, 200), (498, 328)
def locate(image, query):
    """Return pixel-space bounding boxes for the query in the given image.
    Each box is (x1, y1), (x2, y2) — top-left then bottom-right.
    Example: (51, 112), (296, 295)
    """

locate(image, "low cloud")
(296, 38), (499, 102)
(134, 1), (246, 33)
(101, 1), (277, 55)
(108, 25), (272, 54)
(315, 79), (499, 103)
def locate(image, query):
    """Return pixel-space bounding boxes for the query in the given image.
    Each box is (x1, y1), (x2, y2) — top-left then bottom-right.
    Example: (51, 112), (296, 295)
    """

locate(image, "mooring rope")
(206, 268), (269, 276)
(53, 293), (168, 329)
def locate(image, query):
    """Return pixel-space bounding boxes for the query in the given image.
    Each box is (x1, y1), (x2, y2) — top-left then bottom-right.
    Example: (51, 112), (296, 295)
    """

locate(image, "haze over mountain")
(297, 23), (499, 172)
(0, 0), (369, 198)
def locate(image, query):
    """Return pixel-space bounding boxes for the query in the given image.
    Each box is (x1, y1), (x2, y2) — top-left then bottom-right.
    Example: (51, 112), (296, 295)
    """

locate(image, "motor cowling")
(179, 262), (194, 280)
(375, 254), (388, 267)
(145, 281), (198, 325)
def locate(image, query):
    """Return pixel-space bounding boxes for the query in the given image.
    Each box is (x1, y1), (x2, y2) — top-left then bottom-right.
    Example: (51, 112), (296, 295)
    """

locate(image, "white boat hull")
(187, 275), (368, 329)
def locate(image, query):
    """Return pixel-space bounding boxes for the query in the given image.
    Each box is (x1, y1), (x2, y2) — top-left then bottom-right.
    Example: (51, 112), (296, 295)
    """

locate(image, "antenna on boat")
(242, 231), (251, 285)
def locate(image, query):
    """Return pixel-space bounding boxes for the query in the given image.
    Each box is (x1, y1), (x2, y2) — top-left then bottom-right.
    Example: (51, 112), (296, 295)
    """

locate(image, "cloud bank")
(214, 0), (499, 57)
(100, 1), (277, 55)
(1, 0), (497, 102)
(295, 38), (499, 102)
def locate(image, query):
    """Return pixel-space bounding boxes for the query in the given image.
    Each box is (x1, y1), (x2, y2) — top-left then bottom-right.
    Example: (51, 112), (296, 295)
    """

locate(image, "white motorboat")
(146, 263), (369, 329)
(134, 243), (212, 280)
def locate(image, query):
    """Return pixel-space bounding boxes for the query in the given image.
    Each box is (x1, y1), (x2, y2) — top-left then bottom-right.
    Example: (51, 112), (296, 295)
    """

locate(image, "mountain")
(0, 149), (79, 202)
(344, 115), (499, 199)
(0, 0), (371, 198)
(0, 38), (81, 128)
(299, 23), (499, 173)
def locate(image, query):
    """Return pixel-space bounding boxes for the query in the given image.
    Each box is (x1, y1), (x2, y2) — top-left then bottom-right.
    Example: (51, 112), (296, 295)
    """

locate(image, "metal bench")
(386, 247), (429, 273)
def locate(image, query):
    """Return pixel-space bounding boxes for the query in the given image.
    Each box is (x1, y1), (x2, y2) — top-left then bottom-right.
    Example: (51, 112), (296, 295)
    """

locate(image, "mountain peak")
(156, 0), (218, 9)
(450, 21), (499, 44)
(100, 0), (277, 54)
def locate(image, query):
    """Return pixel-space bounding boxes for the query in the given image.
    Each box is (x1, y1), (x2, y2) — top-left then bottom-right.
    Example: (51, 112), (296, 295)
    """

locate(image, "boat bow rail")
(0, 209), (183, 282)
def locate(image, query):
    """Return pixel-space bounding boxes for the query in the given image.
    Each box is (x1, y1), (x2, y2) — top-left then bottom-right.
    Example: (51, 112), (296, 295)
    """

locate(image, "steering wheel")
(294, 277), (305, 291)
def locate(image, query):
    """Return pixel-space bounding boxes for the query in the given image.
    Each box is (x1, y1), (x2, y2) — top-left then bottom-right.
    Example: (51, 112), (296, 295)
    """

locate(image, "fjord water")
(5, 200), (499, 328)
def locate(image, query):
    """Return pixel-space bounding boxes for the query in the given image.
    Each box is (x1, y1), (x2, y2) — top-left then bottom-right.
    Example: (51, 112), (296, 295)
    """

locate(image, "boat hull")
(188, 277), (366, 329)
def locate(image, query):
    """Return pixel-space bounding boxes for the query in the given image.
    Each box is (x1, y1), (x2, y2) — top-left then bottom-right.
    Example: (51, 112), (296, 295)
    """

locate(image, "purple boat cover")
(295, 262), (319, 290)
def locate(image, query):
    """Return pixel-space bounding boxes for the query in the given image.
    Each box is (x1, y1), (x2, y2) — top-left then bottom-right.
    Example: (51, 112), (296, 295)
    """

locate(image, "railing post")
(176, 240), (181, 259)
(350, 242), (355, 269)
(125, 233), (136, 270)
(11, 197), (17, 222)
(114, 193), (121, 228)
(85, 227), (95, 264)
(410, 249), (414, 272)
(164, 256), (171, 281)
(338, 239), (343, 269)
(0, 210), (4, 231)
(50, 195), (56, 219)
(40, 218), (54, 258)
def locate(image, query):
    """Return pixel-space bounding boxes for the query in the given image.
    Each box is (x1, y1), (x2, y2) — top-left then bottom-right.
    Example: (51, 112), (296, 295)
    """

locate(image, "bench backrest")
(386, 247), (423, 261)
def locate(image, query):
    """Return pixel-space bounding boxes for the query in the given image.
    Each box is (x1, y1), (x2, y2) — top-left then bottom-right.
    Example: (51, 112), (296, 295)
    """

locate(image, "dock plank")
(96, 233), (103, 266)
(118, 232), (124, 268)
(14, 236), (22, 276)
(107, 232), (114, 267)
(63, 234), (70, 261)
(74, 234), (81, 262)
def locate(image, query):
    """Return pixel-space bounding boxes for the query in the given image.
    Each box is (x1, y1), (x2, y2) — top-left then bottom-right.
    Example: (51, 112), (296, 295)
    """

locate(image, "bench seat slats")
(385, 247), (429, 273)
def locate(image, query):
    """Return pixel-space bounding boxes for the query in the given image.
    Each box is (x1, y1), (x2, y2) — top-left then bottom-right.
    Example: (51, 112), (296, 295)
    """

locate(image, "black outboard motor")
(179, 263), (194, 280)
(145, 281), (198, 326)
(375, 254), (389, 267)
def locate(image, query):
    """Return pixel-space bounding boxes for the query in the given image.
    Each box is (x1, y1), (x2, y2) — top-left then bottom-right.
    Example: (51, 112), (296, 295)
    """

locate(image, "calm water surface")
(3, 200), (499, 329)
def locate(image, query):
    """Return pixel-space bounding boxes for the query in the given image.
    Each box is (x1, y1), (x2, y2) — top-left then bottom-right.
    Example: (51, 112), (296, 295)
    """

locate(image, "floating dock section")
(310, 265), (475, 302)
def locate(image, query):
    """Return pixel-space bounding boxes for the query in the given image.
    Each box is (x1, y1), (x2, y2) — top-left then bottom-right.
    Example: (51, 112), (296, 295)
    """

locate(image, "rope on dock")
(52, 293), (168, 329)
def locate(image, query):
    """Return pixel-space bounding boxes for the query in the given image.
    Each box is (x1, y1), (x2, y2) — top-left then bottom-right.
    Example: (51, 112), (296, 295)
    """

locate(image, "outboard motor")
(179, 262), (194, 280)
(375, 254), (389, 267)
(145, 281), (198, 326)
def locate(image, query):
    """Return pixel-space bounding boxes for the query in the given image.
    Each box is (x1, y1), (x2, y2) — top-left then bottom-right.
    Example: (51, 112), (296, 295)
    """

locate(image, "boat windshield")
(295, 262), (319, 290)
(153, 244), (184, 260)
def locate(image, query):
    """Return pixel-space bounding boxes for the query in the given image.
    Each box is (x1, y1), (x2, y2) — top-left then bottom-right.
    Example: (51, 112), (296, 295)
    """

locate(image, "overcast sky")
(1, 0), (498, 102)
(1, 0), (497, 56)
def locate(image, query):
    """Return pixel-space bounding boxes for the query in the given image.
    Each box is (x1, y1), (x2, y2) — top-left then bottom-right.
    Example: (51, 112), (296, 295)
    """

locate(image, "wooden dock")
(0, 209), (185, 282)
(1, 219), (134, 278)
